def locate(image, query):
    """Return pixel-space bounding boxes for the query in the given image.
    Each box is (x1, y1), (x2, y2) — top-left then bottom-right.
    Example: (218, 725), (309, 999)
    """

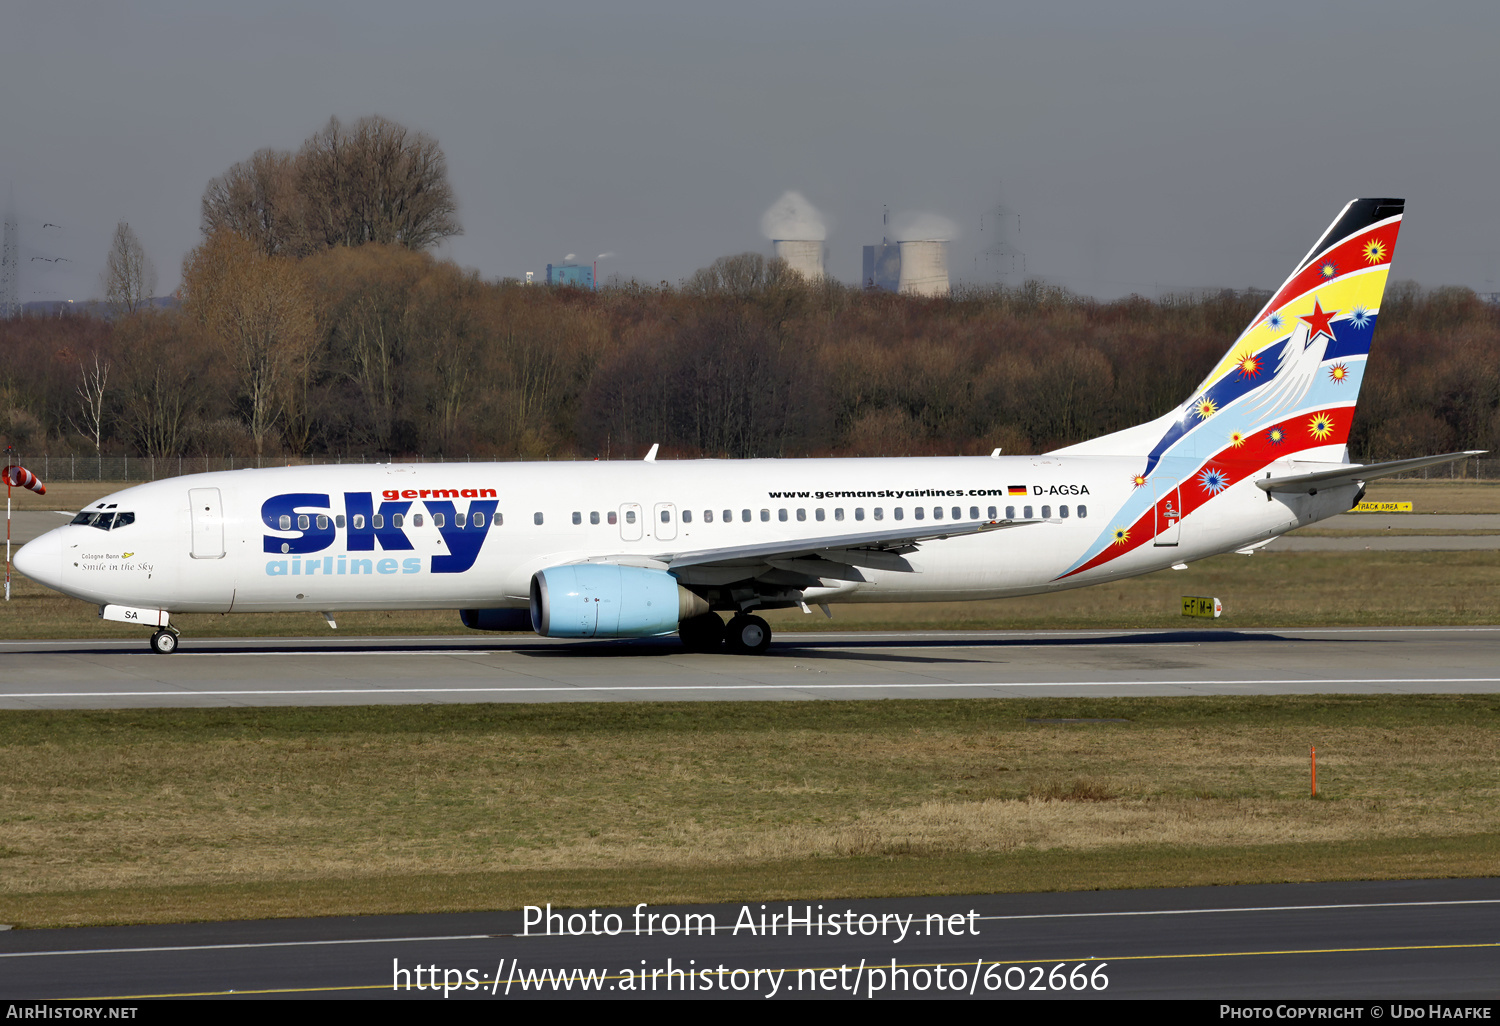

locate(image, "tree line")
(3, 112), (1496, 464)
(1, 251), (1496, 462)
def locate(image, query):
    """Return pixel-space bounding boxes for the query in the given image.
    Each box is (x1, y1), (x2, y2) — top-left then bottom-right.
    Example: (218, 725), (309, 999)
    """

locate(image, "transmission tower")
(0, 193), (17, 319)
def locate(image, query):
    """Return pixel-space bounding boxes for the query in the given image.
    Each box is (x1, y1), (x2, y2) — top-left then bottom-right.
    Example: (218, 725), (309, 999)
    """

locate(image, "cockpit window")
(70, 511), (134, 531)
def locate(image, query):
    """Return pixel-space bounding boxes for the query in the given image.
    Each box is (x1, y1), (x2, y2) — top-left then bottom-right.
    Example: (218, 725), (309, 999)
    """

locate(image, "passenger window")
(1060, 506), (1069, 518)
(855, 508), (865, 521)
(625, 511), (635, 524)
(456, 512), (467, 528)
(683, 510), (692, 523)
(1041, 506), (1051, 519)
(834, 508), (844, 521)
(573, 512), (582, 525)
(815, 509), (825, 521)
(534, 512), (544, 525)
(704, 510), (714, 523)
(433, 513), (445, 528)
(933, 507), (943, 520)
(1078, 505), (1088, 519)
(373, 514), (384, 529)
(1005, 506), (1015, 519)
(778, 509), (787, 522)
(608, 511), (617, 525)
(895, 508), (904, 521)
(316, 515), (328, 530)
(393, 514), (404, 528)
(494, 513), (503, 526)
(661, 509), (671, 523)
(1024, 506), (1033, 519)
(988, 506), (997, 519)
(590, 511), (600, 525)
(336, 515), (346, 528)
(280, 514), (292, 531)
(969, 506), (979, 520)
(298, 514), (310, 530)
(796, 509), (806, 521)
(952, 507), (961, 520)
(414, 514), (424, 527)
(473, 512), (486, 527)
(353, 514), (365, 529)
(915, 508), (925, 520)
(742, 510), (751, 522)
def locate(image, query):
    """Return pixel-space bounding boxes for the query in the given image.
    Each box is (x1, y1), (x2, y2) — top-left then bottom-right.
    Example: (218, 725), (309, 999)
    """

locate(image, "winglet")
(644, 443), (659, 463)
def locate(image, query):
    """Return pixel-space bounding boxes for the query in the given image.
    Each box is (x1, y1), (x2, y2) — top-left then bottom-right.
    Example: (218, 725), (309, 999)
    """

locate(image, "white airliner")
(14, 198), (1480, 654)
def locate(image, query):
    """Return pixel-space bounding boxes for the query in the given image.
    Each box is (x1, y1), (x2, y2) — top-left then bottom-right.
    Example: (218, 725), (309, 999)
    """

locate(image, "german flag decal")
(1008, 485), (1027, 496)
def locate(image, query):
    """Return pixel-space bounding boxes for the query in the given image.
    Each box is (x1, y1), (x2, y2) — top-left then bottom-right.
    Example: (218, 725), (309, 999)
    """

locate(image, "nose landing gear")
(149, 627), (180, 655)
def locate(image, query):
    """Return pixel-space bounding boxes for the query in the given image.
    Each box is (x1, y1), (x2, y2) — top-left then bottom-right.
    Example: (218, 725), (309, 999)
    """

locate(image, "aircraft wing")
(1255, 451), (1485, 495)
(650, 518), (1035, 586)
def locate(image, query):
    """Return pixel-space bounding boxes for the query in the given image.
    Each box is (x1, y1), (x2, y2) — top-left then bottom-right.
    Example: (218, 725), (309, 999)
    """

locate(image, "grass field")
(0, 697), (1495, 928)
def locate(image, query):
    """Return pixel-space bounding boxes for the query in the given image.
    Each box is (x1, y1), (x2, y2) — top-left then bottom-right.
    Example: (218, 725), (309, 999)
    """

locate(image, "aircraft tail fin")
(1055, 197), (1405, 472)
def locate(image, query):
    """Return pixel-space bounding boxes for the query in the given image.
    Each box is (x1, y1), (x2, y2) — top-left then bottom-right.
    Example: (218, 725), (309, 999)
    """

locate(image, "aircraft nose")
(14, 529), (64, 589)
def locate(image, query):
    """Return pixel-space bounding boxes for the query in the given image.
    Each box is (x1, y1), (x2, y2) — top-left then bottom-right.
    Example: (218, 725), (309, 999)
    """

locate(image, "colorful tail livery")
(1054, 198), (1408, 578)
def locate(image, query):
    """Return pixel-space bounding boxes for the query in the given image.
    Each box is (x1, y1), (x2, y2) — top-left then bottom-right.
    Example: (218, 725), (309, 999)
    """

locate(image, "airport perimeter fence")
(2, 452), (1497, 485)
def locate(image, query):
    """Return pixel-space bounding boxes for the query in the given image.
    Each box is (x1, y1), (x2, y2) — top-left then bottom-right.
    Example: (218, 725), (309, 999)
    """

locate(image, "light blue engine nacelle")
(530, 564), (710, 638)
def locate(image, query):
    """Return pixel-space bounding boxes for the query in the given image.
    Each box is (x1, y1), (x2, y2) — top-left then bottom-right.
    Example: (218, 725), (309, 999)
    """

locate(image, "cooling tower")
(773, 239), (824, 282)
(897, 240), (949, 297)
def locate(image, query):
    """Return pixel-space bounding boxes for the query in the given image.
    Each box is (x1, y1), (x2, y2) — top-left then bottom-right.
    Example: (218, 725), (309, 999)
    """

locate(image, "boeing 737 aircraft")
(14, 197), (1481, 654)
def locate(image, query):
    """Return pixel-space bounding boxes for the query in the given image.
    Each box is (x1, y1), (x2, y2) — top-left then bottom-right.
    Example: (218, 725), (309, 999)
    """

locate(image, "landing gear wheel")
(149, 629), (179, 655)
(678, 613), (726, 653)
(725, 614), (772, 655)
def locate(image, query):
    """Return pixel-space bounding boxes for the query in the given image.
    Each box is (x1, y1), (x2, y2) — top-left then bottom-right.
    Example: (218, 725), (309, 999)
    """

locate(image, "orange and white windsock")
(2, 465), (45, 495)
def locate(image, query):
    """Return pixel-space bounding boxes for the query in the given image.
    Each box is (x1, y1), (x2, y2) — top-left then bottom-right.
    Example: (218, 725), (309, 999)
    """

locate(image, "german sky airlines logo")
(261, 491), (498, 575)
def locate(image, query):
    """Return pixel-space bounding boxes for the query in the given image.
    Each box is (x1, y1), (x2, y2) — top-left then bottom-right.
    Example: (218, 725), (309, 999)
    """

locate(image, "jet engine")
(530, 564), (709, 638)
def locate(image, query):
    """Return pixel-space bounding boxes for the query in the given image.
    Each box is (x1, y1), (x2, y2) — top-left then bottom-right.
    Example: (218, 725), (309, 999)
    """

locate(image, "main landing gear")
(677, 612), (772, 654)
(149, 627), (180, 655)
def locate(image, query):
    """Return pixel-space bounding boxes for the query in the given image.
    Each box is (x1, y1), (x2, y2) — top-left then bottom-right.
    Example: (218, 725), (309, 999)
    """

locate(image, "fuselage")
(15, 453), (1358, 617)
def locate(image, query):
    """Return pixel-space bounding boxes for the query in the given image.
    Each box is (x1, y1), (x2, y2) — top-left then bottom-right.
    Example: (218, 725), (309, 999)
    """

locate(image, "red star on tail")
(1300, 297), (1338, 347)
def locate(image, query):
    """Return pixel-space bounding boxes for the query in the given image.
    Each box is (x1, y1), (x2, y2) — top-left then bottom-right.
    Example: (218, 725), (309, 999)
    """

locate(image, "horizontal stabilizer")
(1255, 451), (1485, 494)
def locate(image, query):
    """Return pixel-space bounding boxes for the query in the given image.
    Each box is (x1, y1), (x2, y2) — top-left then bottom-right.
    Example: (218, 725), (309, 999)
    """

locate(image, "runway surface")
(2, 878), (1495, 999)
(3, 626), (1500, 708)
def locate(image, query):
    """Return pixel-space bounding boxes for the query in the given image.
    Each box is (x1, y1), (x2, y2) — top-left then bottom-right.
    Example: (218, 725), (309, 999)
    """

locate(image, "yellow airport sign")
(1182, 596), (1222, 618)
(1350, 501), (1412, 512)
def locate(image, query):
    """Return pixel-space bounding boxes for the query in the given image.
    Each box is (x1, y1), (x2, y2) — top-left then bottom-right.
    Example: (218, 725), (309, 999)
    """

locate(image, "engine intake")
(530, 564), (708, 638)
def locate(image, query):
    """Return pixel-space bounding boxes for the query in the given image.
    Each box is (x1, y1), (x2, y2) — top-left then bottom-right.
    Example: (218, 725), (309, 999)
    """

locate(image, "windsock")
(2, 465), (45, 495)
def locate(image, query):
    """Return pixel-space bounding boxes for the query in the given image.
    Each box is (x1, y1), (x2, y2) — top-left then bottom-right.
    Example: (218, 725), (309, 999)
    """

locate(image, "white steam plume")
(596, 252), (615, 260)
(760, 190), (828, 241)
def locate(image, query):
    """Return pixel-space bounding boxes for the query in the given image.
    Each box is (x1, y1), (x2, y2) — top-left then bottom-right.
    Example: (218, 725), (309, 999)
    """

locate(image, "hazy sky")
(3, 1), (1497, 302)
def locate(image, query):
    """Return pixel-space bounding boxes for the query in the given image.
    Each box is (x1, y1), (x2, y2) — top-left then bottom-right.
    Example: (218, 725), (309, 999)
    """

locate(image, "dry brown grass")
(1, 700), (1495, 923)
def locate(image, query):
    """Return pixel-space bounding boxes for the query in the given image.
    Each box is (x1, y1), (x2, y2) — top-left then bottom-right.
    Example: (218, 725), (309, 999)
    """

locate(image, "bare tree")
(102, 222), (157, 315)
(200, 149), (309, 257)
(68, 352), (110, 455)
(297, 116), (461, 251)
(181, 231), (317, 455)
